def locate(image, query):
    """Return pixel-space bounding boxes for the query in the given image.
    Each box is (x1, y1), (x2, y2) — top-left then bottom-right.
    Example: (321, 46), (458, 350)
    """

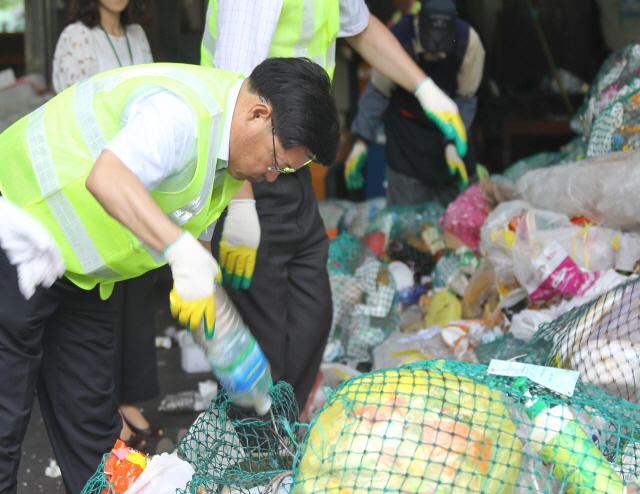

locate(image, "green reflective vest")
(0, 63), (244, 297)
(201, 0), (340, 79)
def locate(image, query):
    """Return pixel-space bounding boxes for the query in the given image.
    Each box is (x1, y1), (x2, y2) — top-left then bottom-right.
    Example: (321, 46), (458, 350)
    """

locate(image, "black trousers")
(212, 166), (332, 412)
(0, 248), (121, 494)
(112, 271), (160, 404)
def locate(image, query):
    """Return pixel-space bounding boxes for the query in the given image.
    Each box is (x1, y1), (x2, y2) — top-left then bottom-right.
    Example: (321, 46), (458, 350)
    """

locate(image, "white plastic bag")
(479, 200), (531, 292)
(372, 326), (454, 371)
(510, 209), (623, 302)
(515, 149), (640, 230)
(509, 309), (555, 342)
(124, 453), (194, 494)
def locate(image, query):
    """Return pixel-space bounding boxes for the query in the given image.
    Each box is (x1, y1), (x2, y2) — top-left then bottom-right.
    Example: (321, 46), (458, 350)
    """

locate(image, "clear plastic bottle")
(513, 377), (626, 494)
(193, 285), (272, 415)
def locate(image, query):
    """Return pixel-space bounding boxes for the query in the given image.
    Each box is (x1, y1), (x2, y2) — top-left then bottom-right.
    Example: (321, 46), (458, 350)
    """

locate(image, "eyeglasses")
(260, 96), (316, 174)
(267, 126), (297, 174)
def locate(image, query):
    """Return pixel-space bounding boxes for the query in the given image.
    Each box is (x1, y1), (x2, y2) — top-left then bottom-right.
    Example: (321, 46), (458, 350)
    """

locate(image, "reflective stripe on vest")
(291, 0), (336, 74)
(202, 1), (216, 65)
(202, 0), (337, 78)
(26, 65), (223, 279)
(26, 105), (121, 279)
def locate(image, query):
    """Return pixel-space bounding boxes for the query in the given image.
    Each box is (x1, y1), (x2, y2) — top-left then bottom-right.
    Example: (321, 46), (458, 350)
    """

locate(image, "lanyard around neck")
(99, 23), (133, 67)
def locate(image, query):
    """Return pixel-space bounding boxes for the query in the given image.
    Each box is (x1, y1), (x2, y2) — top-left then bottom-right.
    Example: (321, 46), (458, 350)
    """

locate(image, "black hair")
(247, 57), (340, 167)
(69, 0), (148, 27)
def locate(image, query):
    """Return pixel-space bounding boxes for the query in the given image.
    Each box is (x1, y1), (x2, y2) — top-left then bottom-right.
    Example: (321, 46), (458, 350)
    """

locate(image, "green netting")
(172, 382), (299, 494)
(476, 276), (640, 405)
(474, 332), (529, 366)
(318, 199), (353, 233)
(82, 382), (300, 494)
(500, 136), (587, 184)
(431, 249), (460, 289)
(338, 197), (387, 239)
(571, 41), (640, 138)
(364, 202), (445, 243)
(82, 454), (114, 493)
(532, 276), (640, 404)
(291, 359), (640, 493)
(586, 87), (640, 157)
(325, 233), (399, 364)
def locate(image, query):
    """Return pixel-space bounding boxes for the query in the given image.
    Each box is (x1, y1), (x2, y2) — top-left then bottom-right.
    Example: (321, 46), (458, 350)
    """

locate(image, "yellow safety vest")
(201, 0), (340, 79)
(0, 63), (244, 298)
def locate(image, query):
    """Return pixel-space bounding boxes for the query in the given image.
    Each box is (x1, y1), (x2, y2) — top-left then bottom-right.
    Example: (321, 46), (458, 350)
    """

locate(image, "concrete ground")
(17, 266), (213, 493)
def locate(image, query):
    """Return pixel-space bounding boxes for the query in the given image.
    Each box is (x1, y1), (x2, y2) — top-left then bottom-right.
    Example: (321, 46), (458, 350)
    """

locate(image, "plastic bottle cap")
(512, 376), (548, 420)
(255, 395), (272, 416)
(526, 398), (549, 420)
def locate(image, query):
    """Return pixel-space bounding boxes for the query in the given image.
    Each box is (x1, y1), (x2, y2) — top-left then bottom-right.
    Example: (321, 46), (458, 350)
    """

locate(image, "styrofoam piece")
(388, 261), (414, 291)
(177, 330), (210, 373)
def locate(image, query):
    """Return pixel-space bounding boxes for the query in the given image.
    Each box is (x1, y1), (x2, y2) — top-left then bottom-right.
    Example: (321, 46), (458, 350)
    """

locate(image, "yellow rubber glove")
(164, 231), (219, 338)
(414, 77), (468, 158)
(219, 199), (260, 290)
(344, 140), (368, 190)
(445, 142), (469, 190)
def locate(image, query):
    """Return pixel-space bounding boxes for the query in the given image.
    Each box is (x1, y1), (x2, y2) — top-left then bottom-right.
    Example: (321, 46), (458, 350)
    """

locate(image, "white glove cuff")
(164, 230), (217, 300)
(222, 199), (261, 248)
(414, 77), (458, 114)
(349, 141), (368, 160)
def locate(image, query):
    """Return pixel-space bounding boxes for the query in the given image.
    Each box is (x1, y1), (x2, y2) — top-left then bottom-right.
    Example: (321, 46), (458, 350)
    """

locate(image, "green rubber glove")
(414, 77), (468, 158)
(344, 140), (368, 190)
(445, 143), (469, 190)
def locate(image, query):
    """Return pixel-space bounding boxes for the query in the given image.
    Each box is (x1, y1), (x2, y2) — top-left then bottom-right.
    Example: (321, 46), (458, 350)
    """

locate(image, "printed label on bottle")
(539, 418), (625, 494)
(212, 339), (267, 394)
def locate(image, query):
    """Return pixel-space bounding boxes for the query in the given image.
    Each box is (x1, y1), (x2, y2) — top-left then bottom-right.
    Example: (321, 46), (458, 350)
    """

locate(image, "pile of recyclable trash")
(83, 39), (640, 494)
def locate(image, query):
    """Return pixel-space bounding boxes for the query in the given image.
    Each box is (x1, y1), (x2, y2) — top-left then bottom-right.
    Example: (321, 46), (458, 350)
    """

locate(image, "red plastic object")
(362, 231), (386, 256)
(570, 215), (589, 225)
(101, 439), (145, 494)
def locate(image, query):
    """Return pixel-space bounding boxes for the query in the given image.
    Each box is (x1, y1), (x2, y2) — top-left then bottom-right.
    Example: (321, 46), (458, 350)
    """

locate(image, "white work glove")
(445, 142), (469, 190)
(0, 197), (65, 299)
(219, 199), (261, 290)
(164, 230), (220, 338)
(414, 77), (468, 157)
(344, 141), (368, 190)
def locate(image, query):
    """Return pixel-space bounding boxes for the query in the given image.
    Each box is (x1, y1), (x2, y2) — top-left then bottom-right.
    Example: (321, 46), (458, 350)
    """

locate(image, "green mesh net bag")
(365, 203), (446, 239)
(82, 382), (300, 494)
(290, 359), (640, 494)
(318, 199), (353, 234)
(474, 332), (530, 366)
(325, 232), (399, 364)
(571, 41), (640, 138)
(338, 197), (387, 239)
(82, 455), (114, 494)
(522, 276), (640, 404)
(172, 382), (299, 493)
(586, 88), (640, 157)
(475, 275), (640, 405)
